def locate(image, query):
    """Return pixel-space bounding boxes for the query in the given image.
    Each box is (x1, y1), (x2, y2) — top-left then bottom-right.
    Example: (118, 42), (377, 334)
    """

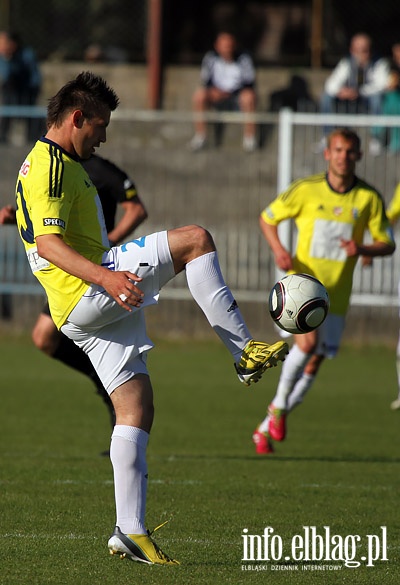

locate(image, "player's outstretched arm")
(36, 233), (144, 311)
(259, 216), (293, 271)
(108, 198), (148, 246)
(340, 238), (395, 258)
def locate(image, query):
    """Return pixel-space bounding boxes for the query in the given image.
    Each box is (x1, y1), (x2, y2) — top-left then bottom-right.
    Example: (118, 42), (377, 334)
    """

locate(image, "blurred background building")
(0, 0), (397, 67)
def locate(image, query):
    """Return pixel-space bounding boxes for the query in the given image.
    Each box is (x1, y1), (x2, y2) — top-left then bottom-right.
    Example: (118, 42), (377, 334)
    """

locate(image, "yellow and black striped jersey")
(15, 138), (109, 328)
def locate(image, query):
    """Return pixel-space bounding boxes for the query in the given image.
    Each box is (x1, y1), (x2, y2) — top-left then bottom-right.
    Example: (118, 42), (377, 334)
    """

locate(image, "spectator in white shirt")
(315, 33), (389, 156)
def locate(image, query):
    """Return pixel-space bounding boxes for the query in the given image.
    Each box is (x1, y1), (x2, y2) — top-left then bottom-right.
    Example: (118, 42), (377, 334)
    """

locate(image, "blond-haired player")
(253, 128), (395, 454)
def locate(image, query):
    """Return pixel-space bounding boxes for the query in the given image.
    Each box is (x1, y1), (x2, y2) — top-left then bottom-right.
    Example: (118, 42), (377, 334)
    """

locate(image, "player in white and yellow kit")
(384, 184), (400, 410)
(15, 72), (288, 564)
(253, 128), (395, 454)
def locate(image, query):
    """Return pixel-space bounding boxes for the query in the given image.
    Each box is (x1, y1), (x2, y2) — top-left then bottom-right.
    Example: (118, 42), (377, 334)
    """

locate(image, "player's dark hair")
(327, 127), (361, 151)
(46, 71), (120, 128)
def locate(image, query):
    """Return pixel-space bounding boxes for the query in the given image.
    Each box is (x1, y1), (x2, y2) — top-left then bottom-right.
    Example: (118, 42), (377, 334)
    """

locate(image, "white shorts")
(315, 313), (345, 358)
(61, 231), (175, 393)
(278, 313), (345, 357)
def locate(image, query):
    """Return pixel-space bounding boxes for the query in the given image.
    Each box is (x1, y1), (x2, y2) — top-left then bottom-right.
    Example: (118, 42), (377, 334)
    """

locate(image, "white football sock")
(110, 425), (149, 535)
(270, 344), (311, 409)
(257, 412), (271, 434)
(287, 373), (315, 412)
(185, 251), (251, 360)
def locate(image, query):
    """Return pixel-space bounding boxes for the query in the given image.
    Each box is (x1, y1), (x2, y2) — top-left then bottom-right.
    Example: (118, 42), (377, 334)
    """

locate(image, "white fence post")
(275, 108), (294, 284)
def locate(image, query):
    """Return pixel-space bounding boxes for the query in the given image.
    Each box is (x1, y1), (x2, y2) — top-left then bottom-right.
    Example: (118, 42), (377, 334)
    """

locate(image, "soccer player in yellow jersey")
(384, 184), (400, 410)
(15, 71), (288, 564)
(253, 128), (395, 455)
(2, 156), (148, 449)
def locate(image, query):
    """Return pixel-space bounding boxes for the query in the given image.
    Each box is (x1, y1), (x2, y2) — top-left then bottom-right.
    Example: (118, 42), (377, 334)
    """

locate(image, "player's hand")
(274, 248), (293, 271)
(361, 255), (373, 267)
(0, 204), (16, 224)
(338, 87), (358, 101)
(101, 269), (144, 311)
(339, 238), (359, 257)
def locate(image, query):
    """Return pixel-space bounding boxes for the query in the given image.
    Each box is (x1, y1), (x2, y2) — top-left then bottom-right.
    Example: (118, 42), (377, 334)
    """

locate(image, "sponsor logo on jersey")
(19, 160), (30, 177)
(43, 218), (66, 229)
(125, 188), (137, 199)
(333, 207), (343, 216)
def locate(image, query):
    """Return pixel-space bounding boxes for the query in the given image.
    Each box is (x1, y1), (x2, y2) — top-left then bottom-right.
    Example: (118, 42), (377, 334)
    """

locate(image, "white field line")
(0, 533), (397, 553)
(300, 483), (395, 491)
(0, 479), (203, 486)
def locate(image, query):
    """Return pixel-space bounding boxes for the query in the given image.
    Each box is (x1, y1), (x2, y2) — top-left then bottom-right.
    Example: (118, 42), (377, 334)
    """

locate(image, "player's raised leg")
(166, 225), (288, 385)
(253, 334), (316, 450)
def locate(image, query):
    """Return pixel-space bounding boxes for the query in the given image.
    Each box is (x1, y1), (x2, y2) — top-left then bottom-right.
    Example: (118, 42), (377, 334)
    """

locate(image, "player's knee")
(168, 225), (216, 270)
(304, 354), (324, 375)
(191, 224), (215, 251)
(296, 337), (317, 355)
(181, 225), (216, 260)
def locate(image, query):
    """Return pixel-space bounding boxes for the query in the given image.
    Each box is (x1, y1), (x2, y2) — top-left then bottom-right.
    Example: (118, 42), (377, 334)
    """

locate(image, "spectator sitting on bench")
(189, 31), (257, 153)
(314, 33), (389, 156)
(381, 41), (400, 153)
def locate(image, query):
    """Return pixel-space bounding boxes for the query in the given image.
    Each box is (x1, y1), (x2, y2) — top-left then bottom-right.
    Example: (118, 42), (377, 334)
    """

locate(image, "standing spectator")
(189, 31), (257, 153)
(315, 33), (389, 156)
(253, 128), (395, 455)
(0, 30), (42, 143)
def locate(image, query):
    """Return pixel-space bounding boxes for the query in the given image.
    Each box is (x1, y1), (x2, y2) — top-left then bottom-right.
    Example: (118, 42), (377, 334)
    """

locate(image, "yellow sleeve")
(368, 190), (395, 245)
(386, 183), (400, 224)
(261, 181), (304, 225)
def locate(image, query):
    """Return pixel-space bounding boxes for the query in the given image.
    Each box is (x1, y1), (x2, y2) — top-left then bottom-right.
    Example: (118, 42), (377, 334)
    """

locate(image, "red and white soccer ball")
(269, 273), (329, 334)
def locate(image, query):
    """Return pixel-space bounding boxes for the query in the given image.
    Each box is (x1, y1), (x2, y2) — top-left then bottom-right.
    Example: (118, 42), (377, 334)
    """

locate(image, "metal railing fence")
(1, 107), (400, 309)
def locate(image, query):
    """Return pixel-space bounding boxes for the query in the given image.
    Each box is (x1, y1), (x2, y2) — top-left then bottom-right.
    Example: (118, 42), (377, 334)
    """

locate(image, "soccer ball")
(269, 273), (329, 334)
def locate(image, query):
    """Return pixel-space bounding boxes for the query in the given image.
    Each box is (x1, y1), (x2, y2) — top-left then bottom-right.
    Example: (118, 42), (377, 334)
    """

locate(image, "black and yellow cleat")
(235, 340), (289, 386)
(108, 525), (180, 565)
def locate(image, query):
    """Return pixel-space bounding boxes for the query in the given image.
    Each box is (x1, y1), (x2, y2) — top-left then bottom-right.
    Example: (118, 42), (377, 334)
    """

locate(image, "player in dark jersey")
(30, 155), (147, 437)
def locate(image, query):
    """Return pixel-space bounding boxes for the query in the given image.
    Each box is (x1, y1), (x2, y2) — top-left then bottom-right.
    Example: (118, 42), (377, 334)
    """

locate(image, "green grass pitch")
(1, 333), (399, 584)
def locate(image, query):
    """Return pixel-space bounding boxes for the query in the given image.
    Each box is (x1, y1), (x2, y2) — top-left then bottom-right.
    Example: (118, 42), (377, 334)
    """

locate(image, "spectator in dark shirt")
(0, 30), (42, 143)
